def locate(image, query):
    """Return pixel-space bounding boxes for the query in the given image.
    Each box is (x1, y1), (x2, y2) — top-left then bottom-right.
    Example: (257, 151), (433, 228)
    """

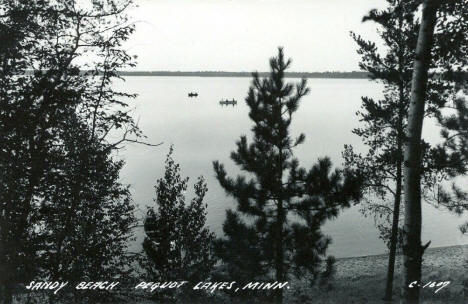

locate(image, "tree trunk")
(402, 0), (438, 303)
(275, 148), (284, 304)
(275, 199), (284, 304)
(383, 160), (402, 301)
(384, 25), (406, 298)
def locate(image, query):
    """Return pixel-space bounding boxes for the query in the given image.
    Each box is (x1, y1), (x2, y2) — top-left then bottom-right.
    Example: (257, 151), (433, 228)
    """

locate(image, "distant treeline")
(24, 70), (468, 81)
(116, 70), (371, 79)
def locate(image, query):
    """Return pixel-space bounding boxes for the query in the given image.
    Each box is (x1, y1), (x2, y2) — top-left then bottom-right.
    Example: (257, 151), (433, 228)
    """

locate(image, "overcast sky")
(127, 0), (387, 72)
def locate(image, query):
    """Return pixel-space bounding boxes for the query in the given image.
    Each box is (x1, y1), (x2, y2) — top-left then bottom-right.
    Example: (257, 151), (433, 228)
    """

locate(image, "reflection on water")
(115, 76), (468, 258)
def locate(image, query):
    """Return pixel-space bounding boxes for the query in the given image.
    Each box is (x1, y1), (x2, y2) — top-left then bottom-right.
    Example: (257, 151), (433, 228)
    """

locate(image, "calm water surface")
(114, 76), (468, 258)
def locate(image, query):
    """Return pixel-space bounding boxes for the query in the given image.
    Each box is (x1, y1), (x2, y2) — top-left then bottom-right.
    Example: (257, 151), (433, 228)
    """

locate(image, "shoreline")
(116, 71), (369, 79)
(336, 243), (468, 261)
(285, 244), (468, 303)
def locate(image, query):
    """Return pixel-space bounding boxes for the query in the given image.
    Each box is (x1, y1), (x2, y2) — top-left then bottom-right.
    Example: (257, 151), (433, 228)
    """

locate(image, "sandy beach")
(285, 244), (468, 304)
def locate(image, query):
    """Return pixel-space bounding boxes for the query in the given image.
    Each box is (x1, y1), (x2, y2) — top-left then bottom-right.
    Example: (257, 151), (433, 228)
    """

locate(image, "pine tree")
(434, 84), (468, 235)
(213, 48), (363, 304)
(142, 146), (215, 300)
(345, 1), (468, 300)
(344, 3), (417, 299)
(344, 1), (424, 300)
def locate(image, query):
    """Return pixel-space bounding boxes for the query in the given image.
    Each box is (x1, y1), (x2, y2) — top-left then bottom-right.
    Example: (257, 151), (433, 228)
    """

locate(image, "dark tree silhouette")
(142, 147), (215, 301)
(345, 2), (418, 299)
(0, 1), (146, 302)
(0, 2), (50, 301)
(213, 48), (363, 304)
(37, 117), (137, 303)
(345, 0), (468, 300)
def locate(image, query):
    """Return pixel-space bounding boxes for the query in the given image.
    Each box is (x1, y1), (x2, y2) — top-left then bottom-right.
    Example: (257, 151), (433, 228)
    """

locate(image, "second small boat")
(219, 99), (237, 106)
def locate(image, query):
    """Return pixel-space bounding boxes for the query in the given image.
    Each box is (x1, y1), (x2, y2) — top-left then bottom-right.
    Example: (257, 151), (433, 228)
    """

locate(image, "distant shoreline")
(117, 71), (370, 79)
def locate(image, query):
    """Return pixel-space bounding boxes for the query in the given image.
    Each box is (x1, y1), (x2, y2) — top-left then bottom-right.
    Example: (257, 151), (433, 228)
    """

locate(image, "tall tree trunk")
(384, 29), (405, 299)
(383, 158), (402, 301)
(402, 0), (438, 303)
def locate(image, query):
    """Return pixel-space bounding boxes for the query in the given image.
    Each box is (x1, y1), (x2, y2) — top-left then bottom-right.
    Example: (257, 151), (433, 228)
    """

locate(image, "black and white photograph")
(0, 0), (467, 303)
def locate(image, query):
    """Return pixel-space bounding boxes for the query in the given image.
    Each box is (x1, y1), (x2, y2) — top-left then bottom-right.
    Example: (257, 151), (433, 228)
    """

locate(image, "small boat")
(219, 99), (237, 106)
(188, 92), (198, 97)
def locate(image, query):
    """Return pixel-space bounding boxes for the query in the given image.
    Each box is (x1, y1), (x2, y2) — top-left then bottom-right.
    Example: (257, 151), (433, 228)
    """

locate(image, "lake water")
(115, 76), (468, 258)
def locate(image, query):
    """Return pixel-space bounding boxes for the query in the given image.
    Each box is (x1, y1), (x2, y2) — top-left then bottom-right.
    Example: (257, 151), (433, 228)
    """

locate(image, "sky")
(126, 0), (388, 72)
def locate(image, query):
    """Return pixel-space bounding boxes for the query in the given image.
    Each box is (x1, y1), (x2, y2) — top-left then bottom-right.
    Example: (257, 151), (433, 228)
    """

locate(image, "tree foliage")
(345, 0), (467, 243)
(0, 0), (142, 302)
(213, 48), (363, 303)
(345, 1), (468, 300)
(437, 85), (468, 234)
(344, 0), (417, 246)
(142, 146), (215, 298)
